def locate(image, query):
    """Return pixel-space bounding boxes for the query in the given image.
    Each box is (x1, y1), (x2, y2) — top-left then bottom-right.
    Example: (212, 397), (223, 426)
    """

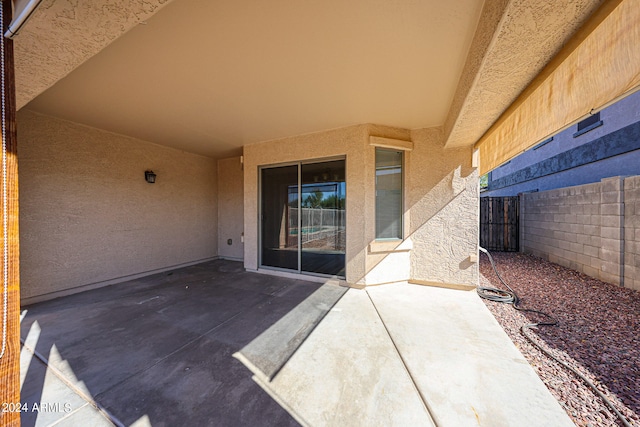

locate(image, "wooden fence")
(480, 196), (519, 252)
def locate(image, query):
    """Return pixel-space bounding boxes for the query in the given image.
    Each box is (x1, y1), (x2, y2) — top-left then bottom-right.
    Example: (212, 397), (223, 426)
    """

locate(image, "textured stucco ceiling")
(19, 0), (484, 158)
(16, 0), (604, 158)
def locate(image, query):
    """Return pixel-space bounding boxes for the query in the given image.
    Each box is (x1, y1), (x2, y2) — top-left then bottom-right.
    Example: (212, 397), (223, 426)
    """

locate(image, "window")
(573, 112), (603, 137)
(480, 172), (490, 190)
(375, 148), (403, 239)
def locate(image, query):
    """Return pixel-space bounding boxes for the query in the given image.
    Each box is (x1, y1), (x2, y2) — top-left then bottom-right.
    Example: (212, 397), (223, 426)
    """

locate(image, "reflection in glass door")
(300, 160), (345, 276)
(261, 165), (298, 270)
(260, 159), (345, 277)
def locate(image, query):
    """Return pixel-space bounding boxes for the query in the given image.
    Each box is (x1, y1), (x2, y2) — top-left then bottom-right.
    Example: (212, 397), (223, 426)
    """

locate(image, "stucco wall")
(19, 110), (218, 303)
(218, 157), (244, 260)
(409, 128), (479, 287)
(243, 124), (479, 287)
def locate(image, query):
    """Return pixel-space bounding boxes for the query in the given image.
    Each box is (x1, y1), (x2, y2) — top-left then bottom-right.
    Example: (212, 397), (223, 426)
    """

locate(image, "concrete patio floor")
(19, 259), (573, 426)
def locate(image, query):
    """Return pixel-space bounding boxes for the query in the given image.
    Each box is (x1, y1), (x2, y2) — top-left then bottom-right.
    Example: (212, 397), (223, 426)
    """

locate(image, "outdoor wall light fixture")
(145, 170), (156, 183)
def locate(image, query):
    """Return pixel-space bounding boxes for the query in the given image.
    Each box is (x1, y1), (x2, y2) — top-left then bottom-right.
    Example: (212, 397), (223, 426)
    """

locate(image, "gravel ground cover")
(479, 252), (640, 427)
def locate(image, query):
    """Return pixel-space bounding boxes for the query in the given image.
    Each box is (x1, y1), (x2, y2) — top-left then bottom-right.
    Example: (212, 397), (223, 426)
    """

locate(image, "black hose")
(477, 247), (632, 427)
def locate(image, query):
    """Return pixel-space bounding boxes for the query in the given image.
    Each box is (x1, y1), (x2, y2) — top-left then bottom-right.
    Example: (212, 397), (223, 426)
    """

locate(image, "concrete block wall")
(624, 176), (640, 290)
(521, 176), (638, 290)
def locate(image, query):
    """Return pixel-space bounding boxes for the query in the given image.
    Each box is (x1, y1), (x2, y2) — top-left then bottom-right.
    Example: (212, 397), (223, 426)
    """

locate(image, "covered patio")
(0, 0), (638, 424)
(20, 260), (571, 426)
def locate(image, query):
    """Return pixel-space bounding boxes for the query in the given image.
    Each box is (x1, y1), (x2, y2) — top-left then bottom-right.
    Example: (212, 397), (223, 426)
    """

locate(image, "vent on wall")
(573, 112), (603, 137)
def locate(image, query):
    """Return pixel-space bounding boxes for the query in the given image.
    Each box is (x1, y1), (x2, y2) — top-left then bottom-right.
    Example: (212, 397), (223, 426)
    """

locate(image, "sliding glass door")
(261, 165), (299, 270)
(300, 160), (345, 276)
(261, 159), (345, 277)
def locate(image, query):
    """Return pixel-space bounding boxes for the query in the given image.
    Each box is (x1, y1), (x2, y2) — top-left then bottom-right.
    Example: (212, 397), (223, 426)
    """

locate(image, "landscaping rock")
(480, 252), (640, 427)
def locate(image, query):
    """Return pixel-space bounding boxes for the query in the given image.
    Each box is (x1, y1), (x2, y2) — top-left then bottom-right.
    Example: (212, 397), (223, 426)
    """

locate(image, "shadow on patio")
(20, 259), (346, 426)
(20, 258), (577, 427)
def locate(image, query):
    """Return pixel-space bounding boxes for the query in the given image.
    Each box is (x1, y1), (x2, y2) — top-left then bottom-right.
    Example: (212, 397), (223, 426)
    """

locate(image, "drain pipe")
(4, 0), (43, 39)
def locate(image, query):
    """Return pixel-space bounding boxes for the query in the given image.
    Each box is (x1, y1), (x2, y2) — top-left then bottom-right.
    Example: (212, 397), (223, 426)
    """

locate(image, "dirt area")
(479, 252), (640, 427)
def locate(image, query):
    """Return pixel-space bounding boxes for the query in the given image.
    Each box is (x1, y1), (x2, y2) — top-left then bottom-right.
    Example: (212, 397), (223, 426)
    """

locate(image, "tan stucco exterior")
(10, 0), (617, 300)
(18, 112), (478, 301)
(217, 156), (244, 261)
(18, 110), (218, 303)
(408, 128), (479, 287)
(18, 110), (479, 303)
(243, 124), (478, 287)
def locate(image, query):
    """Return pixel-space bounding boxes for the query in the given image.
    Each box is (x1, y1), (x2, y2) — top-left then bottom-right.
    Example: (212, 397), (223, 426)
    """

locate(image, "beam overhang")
(475, 0), (639, 175)
(443, 0), (605, 152)
(13, 0), (174, 109)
